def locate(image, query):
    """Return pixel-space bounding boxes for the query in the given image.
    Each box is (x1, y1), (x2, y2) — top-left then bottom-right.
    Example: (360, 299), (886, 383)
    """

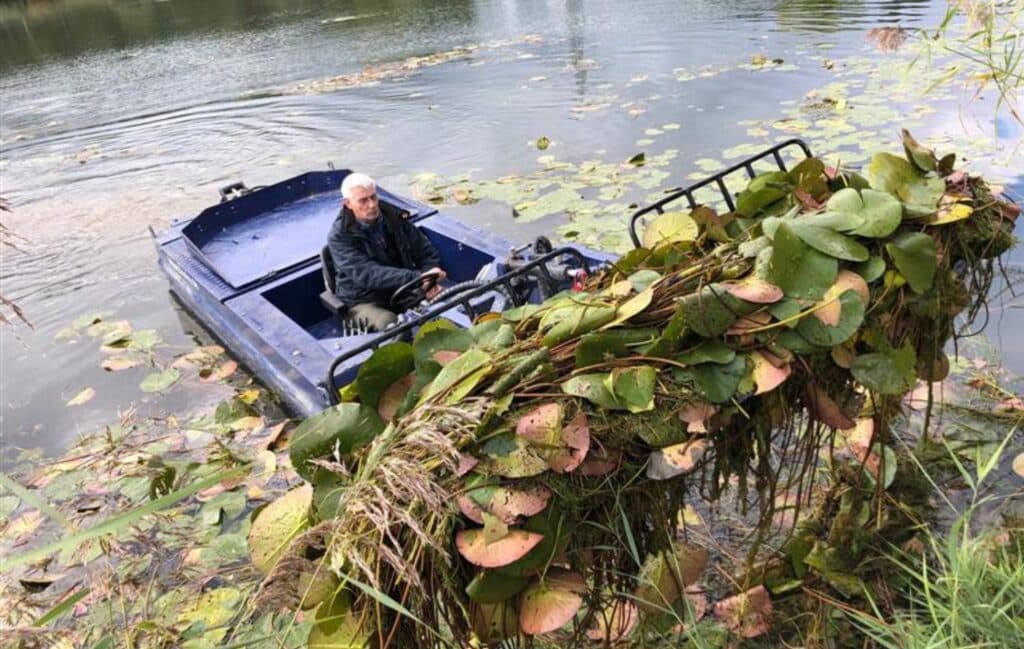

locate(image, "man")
(327, 172), (446, 331)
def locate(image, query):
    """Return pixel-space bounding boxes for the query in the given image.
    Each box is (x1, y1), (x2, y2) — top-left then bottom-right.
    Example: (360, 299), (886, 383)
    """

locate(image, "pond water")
(1, 0), (1020, 455)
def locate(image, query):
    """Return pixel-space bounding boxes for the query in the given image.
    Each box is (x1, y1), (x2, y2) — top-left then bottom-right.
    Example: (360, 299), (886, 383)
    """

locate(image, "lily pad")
(471, 601), (519, 643)
(787, 222), (869, 261)
(466, 570), (531, 604)
(355, 343), (414, 407)
(766, 222), (838, 300)
(456, 529), (545, 568)
(518, 569), (586, 635)
(822, 187), (903, 238)
(851, 342), (916, 394)
(288, 403), (385, 481)
(562, 373), (620, 410)
(690, 355), (748, 403)
(797, 290), (865, 346)
(675, 340), (736, 365)
(66, 387), (96, 406)
(885, 232), (936, 293)
(606, 366), (657, 413)
(247, 484), (312, 574)
(865, 152), (944, 217)
(642, 211), (699, 249)
(647, 439), (708, 480)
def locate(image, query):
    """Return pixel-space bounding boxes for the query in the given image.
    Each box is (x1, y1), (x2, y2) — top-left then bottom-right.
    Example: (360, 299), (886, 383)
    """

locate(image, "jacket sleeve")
(328, 226), (419, 295)
(409, 224), (442, 271)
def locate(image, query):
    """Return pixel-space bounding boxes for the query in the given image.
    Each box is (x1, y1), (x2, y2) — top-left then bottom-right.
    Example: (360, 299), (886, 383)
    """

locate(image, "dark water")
(1, 0), (1020, 455)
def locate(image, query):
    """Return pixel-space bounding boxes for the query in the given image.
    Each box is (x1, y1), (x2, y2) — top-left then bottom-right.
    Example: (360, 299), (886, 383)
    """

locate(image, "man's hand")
(422, 267), (446, 300)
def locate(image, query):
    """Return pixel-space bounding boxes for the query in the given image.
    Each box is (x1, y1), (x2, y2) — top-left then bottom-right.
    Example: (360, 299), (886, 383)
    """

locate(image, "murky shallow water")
(1, 0), (1020, 455)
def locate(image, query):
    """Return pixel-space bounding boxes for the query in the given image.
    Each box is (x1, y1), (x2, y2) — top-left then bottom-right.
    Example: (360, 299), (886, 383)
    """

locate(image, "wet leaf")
(821, 187), (903, 238)
(377, 373), (415, 422)
(736, 171), (789, 217)
(642, 211), (699, 249)
(247, 484), (312, 574)
(289, 403), (385, 481)
(719, 277), (784, 304)
(177, 587), (242, 631)
(865, 152), (944, 216)
(418, 348), (492, 403)
(627, 153), (646, 166)
(766, 223), (838, 300)
(607, 366), (657, 413)
(483, 435), (550, 478)
(519, 569), (586, 635)
(900, 128), (936, 173)
(886, 232), (936, 293)
(797, 290), (865, 346)
(66, 388), (96, 406)
(139, 368), (180, 393)
(575, 328), (659, 366)
(308, 590), (371, 648)
(690, 355), (748, 403)
(749, 352), (791, 394)
(456, 529), (545, 568)
(466, 571), (531, 604)
(713, 585), (772, 639)
(647, 439), (708, 480)
(356, 342), (414, 408)
(676, 340), (736, 365)
(562, 373), (621, 410)
(635, 543), (708, 613)
(516, 403), (562, 445)
(787, 222), (869, 261)
(585, 599), (638, 642)
(199, 360), (237, 382)
(851, 342), (916, 394)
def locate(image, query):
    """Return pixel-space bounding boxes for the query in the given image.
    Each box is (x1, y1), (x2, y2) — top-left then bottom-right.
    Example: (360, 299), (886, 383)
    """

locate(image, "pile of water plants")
(246, 130), (1018, 647)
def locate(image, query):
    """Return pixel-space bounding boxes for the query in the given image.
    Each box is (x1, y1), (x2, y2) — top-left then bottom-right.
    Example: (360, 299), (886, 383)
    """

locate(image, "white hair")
(341, 172), (376, 199)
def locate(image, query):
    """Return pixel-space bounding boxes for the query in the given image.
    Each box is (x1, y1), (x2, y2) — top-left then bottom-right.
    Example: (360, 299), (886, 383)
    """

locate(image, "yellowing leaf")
(66, 388), (96, 406)
(642, 211), (699, 248)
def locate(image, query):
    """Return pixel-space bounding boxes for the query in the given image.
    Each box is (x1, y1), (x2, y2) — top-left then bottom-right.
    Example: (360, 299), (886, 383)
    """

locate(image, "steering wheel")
(390, 269), (443, 311)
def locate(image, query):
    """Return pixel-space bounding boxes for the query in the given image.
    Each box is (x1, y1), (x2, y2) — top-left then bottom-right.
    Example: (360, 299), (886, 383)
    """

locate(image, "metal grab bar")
(628, 138), (813, 248)
(323, 246), (591, 403)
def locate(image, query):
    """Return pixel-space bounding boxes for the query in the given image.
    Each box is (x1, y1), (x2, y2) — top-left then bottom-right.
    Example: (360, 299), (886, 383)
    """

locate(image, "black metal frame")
(323, 246), (591, 403)
(628, 138), (813, 248)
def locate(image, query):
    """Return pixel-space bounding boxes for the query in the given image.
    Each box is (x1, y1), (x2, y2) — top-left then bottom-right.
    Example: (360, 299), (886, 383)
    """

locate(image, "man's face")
(344, 185), (380, 223)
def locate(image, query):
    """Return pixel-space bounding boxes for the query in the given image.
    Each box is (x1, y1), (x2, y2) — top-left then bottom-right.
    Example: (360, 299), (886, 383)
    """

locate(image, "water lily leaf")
(606, 366), (657, 413)
(807, 385), (856, 429)
(691, 355), (747, 403)
(787, 222), (869, 261)
(471, 601), (519, 643)
(247, 484), (312, 574)
(797, 290), (865, 346)
(199, 360), (237, 382)
(66, 387), (96, 406)
(749, 352), (791, 395)
(466, 571), (530, 604)
(575, 329), (659, 366)
(766, 222), (838, 300)
(470, 320), (516, 351)
(139, 368), (180, 393)
(604, 286), (654, 329)
(516, 403), (563, 445)
(456, 529), (545, 568)
(713, 585), (773, 639)
(562, 373), (621, 410)
(642, 211), (699, 249)
(126, 329), (162, 352)
(585, 599), (638, 642)
(629, 269), (662, 292)
(413, 327), (473, 373)
(647, 439), (708, 480)
(865, 152), (944, 216)
(289, 403), (385, 481)
(541, 302), (617, 347)
(823, 187), (902, 238)
(851, 342), (916, 394)
(466, 485), (553, 524)
(627, 153), (646, 166)
(854, 256), (886, 283)
(483, 435), (550, 478)
(932, 200), (972, 225)
(515, 187), (598, 222)
(519, 569), (586, 635)
(377, 373), (415, 422)
(885, 232), (936, 294)
(356, 343), (414, 408)
(900, 128), (936, 172)
(308, 590), (371, 649)
(547, 412), (590, 473)
(177, 587), (242, 631)
(678, 286), (755, 337)
(736, 171), (789, 217)
(675, 340), (736, 365)
(419, 349), (491, 404)
(719, 277), (784, 304)
(536, 136), (550, 150)
(635, 544), (709, 613)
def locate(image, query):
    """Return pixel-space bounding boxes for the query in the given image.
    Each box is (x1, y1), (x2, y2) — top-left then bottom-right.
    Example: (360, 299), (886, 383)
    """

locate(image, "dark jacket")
(327, 202), (442, 307)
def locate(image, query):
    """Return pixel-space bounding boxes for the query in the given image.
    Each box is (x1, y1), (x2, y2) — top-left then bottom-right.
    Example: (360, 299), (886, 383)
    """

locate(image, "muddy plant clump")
(249, 130), (1018, 647)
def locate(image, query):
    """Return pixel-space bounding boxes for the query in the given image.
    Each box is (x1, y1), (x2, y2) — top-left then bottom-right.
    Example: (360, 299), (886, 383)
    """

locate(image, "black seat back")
(320, 246), (336, 293)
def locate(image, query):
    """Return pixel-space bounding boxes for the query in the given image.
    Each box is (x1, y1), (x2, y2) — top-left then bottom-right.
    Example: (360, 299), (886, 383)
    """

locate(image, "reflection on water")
(1, 0), (1018, 454)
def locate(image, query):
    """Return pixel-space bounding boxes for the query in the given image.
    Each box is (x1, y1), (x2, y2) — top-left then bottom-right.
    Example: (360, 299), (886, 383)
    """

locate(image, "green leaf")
(355, 343), (414, 407)
(787, 222), (869, 261)
(470, 320), (516, 351)
(886, 232), (937, 294)
(247, 484), (312, 574)
(677, 287), (752, 337)
(822, 187), (902, 238)
(139, 368), (180, 393)
(642, 211), (699, 249)
(466, 571), (531, 604)
(854, 256), (886, 283)
(289, 403), (385, 481)
(736, 171), (789, 217)
(865, 152), (945, 217)
(690, 356), (748, 403)
(575, 329), (659, 367)
(562, 373), (621, 409)
(766, 222), (838, 299)
(900, 129), (936, 173)
(606, 366), (657, 413)
(7, 465), (249, 570)
(850, 343), (917, 394)
(541, 302), (617, 347)
(675, 340), (736, 365)
(795, 290), (865, 346)
(419, 349), (492, 403)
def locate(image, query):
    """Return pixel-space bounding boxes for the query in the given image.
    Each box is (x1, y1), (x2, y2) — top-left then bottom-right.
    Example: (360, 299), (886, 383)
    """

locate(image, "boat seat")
(319, 246), (348, 320)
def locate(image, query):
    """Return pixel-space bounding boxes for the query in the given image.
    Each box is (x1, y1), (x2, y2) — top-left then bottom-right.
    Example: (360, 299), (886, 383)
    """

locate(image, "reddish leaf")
(647, 439), (708, 480)
(713, 585), (773, 639)
(516, 402), (563, 445)
(807, 385), (856, 429)
(519, 569), (586, 635)
(456, 529), (545, 568)
(585, 599), (638, 642)
(719, 278), (784, 304)
(378, 373), (415, 422)
(750, 352), (791, 395)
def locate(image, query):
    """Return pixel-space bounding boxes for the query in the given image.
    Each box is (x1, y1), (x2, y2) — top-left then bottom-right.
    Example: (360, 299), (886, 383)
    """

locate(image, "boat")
(153, 140), (813, 416)
(152, 169), (612, 416)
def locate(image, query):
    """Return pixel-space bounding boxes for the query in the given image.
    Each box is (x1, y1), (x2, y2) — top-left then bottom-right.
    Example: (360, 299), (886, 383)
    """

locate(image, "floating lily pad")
(140, 368), (180, 393)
